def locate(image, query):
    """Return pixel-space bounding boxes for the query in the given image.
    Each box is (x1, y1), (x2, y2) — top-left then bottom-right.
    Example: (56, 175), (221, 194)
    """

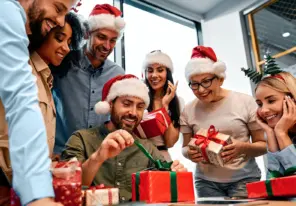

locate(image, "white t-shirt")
(180, 91), (262, 183)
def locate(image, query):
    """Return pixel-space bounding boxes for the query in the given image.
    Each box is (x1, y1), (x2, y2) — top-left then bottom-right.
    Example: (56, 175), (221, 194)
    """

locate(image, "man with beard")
(61, 74), (187, 202)
(0, 0), (77, 205)
(51, 4), (125, 155)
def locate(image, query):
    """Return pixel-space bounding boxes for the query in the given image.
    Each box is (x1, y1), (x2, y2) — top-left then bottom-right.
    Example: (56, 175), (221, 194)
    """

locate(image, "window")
(123, 1), (199, 174)
(123, 3), (198, 104)
(247, 0), (296, 72)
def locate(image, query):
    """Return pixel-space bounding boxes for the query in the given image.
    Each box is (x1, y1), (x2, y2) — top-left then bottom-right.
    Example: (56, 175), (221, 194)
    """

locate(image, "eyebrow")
(55, 2), (68, 12)
(265, 95), (276, 99)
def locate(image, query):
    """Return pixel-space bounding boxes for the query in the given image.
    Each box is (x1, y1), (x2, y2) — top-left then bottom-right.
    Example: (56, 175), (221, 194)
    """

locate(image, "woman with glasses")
(142, 50), (183, 161)
(180, 46), (266, 198)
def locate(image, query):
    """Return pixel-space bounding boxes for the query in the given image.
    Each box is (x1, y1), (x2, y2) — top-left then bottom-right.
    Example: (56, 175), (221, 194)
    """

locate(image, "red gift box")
(134, 107), (171, 139)
(131, 171), (195, 203)
(247, 175), (296, 198)
(11, 159), (82, 206)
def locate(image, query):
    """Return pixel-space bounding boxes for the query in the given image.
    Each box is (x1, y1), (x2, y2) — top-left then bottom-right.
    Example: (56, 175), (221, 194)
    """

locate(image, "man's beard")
(27, 2), (46, 52)
(110, 109), (139, 134)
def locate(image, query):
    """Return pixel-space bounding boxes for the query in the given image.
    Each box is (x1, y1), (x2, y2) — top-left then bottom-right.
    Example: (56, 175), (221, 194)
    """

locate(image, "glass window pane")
(124, 4), (197, 104)
(253, 0), (296, 60)
(123, 3), (198, 173)
(76, 0), (115, 61)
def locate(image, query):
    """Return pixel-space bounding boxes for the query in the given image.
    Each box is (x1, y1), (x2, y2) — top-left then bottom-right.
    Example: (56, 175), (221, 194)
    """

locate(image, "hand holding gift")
(188, 125), (232, 166)
(95, 129), (134, 162)
(187, 147), (204, 163)
(222, 141), (247, 163)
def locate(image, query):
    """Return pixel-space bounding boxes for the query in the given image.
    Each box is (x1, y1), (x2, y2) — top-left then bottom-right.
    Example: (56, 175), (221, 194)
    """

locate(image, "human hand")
(170, 160), (187, 172)
(162, 81), (178, 111)
(222, 141), (247, 163)
(187, 147), (204, 163)
(95, 129), (134, 162)
(28, 198), (63, 206)
(256, 111), (274, 134)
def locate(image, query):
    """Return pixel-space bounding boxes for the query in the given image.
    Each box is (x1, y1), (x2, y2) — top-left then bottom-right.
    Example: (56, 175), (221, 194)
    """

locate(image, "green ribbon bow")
(265, 166), (296, 196)
(134, 140), (177, 202)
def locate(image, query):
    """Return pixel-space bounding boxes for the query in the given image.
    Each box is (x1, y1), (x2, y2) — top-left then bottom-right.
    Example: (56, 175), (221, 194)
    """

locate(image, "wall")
(201, 0), (268, 179)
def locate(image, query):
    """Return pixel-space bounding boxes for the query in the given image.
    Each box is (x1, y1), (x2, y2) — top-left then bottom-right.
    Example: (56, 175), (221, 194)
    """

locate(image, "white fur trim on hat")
(94, 101), (110, 115)
(88, 14), (125, 33)
(95, 78), (150, 114)
(185, 58), (226, 81)
(142, 51), (174, 77)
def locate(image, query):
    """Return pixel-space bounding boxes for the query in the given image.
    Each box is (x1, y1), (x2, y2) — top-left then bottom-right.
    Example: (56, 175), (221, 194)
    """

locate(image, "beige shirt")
(0, 52), (56, 180)
(180, 91), (262, 183)
(30, 52), (56, 155)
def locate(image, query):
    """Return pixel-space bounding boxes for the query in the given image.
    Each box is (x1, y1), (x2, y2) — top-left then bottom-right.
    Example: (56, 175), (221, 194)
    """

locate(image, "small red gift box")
(247, 175), (296, 198)
(11, 158), (82, 206)
(131, 171), (195, 203)
(134, 107), (171, 139)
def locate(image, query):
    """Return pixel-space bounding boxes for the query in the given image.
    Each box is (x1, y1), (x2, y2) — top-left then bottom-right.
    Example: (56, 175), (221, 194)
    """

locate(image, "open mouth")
(199, 91), (211, 98)
(45, 20), (55, 33)
(56, 52), (64, 59)
(265, 114), (278, 121)
(122, 118), (137, 126)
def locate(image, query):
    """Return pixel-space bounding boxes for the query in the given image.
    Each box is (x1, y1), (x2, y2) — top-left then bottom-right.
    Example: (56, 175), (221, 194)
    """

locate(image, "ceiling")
(143, 0), (225, 20)
(160, 0), (225, 15)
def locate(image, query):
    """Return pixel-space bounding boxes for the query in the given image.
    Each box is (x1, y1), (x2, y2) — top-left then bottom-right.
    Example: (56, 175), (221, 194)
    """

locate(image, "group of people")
(0, 0), (296, 205)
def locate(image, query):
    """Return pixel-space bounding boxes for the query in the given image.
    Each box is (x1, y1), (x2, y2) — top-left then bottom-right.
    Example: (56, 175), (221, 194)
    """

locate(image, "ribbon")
(193, 125), (227, 162)
(51, 158), (80, 179)
(136, 108), (171, 138)
(134, 140), (177, 202)
(265, 166), (296, 196)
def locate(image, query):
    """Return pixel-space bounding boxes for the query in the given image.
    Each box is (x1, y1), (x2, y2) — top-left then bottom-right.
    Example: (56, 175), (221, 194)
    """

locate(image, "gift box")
(131, 171), (195, 203)
(134, 107), (171, 139)
(188, 125), (232, 166)
(11, 158), (82, 206)
(247, 175), (296, 198)
(53, 159), (82, 206)
(85, 185), (119, 206)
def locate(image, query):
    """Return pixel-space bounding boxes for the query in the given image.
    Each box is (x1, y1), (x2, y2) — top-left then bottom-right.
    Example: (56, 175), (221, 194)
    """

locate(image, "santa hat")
(185, 46), (226, 82)
(95, 74), (150, 114)
(88, 4), (125, 34)
(142, 50), (173, 78)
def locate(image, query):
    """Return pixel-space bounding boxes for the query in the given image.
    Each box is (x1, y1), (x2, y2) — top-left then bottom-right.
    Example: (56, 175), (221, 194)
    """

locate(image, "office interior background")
(77, 0), (296, 182)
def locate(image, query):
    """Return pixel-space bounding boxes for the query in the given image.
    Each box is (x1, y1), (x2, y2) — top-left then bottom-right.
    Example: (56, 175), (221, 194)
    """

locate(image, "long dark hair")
(145, 69), (180, 128)
(50, 12), (87, 77)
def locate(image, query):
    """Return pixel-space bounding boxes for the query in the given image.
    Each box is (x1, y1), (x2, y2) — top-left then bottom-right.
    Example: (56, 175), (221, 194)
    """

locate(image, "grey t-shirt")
(180, 91), (262, 183)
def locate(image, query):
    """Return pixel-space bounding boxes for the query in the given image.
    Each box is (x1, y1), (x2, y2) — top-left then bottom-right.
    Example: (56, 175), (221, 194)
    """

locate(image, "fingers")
(221, 149), (234, 158)
(171, 160), (187, 172)
(106, 130), (134, 150)
(118, 129), (134, 146)
(286, 95), (295, 115)
(222, 143), (234, 151)
(283, 98), (288, 116)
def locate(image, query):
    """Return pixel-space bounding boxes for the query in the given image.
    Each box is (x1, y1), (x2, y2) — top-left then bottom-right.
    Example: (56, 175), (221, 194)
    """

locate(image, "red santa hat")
(185, 46), (226, 82)
(95, 74), (150, 114)
(142, 50), (174, 78)
(88, 4), (125, 34)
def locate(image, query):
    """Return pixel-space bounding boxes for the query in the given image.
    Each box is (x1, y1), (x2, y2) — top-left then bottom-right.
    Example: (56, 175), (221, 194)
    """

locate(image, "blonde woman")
(254, 71), (296, 177)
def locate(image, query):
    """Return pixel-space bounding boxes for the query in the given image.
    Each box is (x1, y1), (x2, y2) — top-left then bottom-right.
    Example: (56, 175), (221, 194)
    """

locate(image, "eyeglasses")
(188, 76), (217, 90)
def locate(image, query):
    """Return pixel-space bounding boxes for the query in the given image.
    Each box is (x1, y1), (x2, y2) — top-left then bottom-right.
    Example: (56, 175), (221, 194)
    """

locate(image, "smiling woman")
(26, 12), (84, 157)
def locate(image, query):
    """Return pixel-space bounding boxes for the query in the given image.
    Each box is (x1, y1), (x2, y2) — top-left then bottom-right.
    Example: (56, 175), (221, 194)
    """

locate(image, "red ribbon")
(194, 125), (227, 163)
(90, 184), (113, 205)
